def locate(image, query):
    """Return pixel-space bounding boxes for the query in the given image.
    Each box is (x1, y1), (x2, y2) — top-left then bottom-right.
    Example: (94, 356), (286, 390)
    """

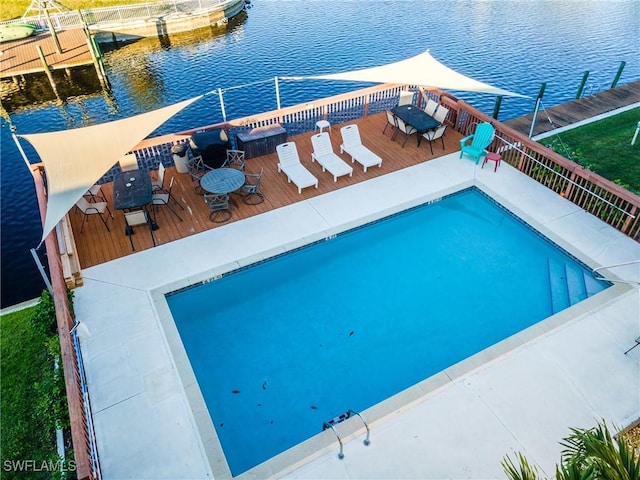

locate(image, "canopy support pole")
(274, 76), (281, 110)
(31, 247), (53, 296)
(11, 130), (36, 175)
(218, 88), (227, 122)
(529, 83), (546, 139)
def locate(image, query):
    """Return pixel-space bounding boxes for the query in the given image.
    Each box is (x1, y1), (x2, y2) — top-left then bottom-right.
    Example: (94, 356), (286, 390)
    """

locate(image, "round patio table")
(200, 168), (246, 194)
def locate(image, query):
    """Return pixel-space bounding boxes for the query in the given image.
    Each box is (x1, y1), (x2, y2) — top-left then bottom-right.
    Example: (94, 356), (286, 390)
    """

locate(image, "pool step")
(548, 259), (594, 314)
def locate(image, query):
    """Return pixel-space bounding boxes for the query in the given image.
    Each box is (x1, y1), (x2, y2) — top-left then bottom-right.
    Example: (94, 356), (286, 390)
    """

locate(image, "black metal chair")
(75, 197), (111, 233)
(422, 125), (447, 154)
(152, 177), (184, 221)
(123, 209), (156, 251)
(383, 110), (397, 136)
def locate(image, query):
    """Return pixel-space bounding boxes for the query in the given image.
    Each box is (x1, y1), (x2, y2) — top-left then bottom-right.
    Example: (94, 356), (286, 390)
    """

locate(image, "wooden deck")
(505, 80), (640, 137)
(69, 112), (463, 269)
(0, 29), (94, 79)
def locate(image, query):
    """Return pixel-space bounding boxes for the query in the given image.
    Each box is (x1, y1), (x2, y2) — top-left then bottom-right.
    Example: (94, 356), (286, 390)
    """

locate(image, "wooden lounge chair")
(276, 142), (319, 193)
(339, 124), (383, 172)
(459, 122), (495, 164)
(310, 132), (353, 182)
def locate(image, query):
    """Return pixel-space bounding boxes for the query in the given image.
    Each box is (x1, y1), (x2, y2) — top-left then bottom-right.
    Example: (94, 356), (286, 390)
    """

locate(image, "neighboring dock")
(0, 28), (108, 98)
(0, 29), (95, 78)
(505, 80), (640, 137)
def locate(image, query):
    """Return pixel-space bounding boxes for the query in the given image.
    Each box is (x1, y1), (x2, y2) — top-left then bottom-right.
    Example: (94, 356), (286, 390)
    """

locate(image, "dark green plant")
(502, 421), (639, 480)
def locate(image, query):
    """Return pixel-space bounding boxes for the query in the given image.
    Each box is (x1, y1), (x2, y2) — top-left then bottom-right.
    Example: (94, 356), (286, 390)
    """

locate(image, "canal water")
(1, 0), (638, 307)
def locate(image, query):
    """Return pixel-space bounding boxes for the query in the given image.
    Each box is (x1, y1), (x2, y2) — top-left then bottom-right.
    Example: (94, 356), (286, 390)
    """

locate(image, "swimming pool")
(166, 187), (609, 476)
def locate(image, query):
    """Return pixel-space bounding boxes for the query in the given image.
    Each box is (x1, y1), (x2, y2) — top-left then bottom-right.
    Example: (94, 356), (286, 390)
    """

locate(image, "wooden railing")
(126, 83), (640, 240)
(34, 165), (98, 480)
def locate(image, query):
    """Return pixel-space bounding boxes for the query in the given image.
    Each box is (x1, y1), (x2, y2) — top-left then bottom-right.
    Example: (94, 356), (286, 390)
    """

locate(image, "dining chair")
(204, 193), (232, 223)
(119, 153), (138, 172)
(424, 99), (438, 116)
(84, 184), (105, 202)
(224, 150), (246, 171)
(123, 209), (156, 251)
(393, 117), (417, 147)
(151, 162), (166, 191)
(398, 90), (414, 106)
(383, 110), (397, 136)
(422, 125), (447, 154)
(433, 105), (449, 124)
(240, 167), (265, 204)
(152, 177), (184, 221)
(187, 155), (210, 194)
(75, 197), (111, 233)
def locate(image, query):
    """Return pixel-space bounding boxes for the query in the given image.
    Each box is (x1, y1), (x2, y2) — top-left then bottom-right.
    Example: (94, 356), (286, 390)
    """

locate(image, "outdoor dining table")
(200, 167), (246, 194)
(112, 169), (158, 229)
(392, 104), (440, 146)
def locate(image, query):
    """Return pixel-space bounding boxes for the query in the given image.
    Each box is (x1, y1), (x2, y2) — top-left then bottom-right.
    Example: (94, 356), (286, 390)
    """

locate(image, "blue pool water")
(168, 188), (608, 475)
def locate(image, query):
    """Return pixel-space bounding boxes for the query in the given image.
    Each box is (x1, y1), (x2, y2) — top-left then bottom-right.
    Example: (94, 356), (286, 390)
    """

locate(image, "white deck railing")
(1, 0), (229, 30)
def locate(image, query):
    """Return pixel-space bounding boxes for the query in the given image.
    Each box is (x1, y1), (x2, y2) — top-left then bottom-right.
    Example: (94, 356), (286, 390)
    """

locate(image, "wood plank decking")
(505, 80), (640, 137)
(0, 29), (94, 78)
(69, 112), (463, 269)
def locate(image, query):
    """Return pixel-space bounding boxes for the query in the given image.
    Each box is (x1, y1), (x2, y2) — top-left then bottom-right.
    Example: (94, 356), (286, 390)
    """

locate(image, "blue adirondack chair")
(459, 122), (495, 163)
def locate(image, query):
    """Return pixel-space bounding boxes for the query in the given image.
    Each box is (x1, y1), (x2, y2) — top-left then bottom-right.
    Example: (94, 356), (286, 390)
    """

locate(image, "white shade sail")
(307, 50), (527, 97)
(20, 96), (202, 243)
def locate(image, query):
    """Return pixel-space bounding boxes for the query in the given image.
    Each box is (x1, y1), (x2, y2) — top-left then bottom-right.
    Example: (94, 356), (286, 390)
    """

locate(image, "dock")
(505, 80), (640, 137)
(0, 29), (96, 79)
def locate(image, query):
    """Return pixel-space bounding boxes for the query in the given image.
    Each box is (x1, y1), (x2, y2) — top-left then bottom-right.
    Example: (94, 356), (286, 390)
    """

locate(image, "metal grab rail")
(592, 260), (640, 285)
(322, 422), (344, 459)
(322, 409), (371, 459)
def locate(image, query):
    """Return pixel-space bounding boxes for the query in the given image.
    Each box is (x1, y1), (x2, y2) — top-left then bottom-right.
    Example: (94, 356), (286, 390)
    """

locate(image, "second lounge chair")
(310, 132), (353, 182)
(276, 142), (319, 193)
(339, 124), (383, 172)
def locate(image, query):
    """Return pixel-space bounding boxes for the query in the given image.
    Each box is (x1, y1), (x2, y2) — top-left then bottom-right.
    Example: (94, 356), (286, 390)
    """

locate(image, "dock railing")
(1, 0), (230, 31)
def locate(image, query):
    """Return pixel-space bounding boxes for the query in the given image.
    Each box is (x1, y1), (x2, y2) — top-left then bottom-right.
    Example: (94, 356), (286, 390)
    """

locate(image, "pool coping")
(76, 153), (640, 479)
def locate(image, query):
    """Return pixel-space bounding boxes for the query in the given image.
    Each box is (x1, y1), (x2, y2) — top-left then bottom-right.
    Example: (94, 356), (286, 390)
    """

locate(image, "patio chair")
(398, 89), (414, 106)
(276, 142), (319, 193)
(240, 167), (265, 204)
(187, 155), (211, 194)
(119, 153), (138, 172)
(311, 132), (353, 182)
(224, 150), (246, 171)
(123, 209), (156, 251)
(433, 105), (449, 124)
(151, 162), (166, 192)
(459, 122), (495, 164)
(152, 177), (184, 221)
(204, 193), (232, 222)
(422, 125), (447, 154)
(383, 110), (397, 136)
(75, 197), (111, 233)
(340, 124), (383, 172)
(393, 117), (417, 147)
(84, 184), (105, 202)
(424, 99), (438, 116)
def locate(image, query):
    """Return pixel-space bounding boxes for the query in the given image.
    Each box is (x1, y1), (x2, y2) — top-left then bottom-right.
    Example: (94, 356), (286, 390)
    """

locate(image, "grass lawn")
(0, 292), (74, 479)
(2, 0), (150, 21)
(541, 107), (640, 193)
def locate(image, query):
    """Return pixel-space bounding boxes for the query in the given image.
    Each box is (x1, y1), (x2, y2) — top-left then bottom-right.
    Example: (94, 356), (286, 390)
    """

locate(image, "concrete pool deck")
(74, 152), (639, 479)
